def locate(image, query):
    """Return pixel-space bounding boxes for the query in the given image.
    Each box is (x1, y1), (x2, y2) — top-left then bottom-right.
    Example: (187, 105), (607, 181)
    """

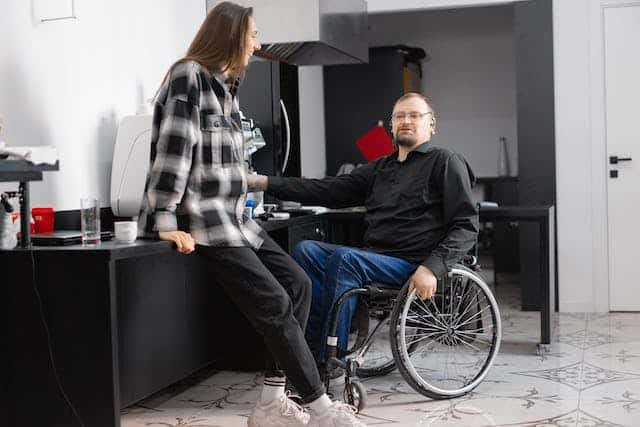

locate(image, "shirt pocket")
(366, 167), (397, 209)
(200, 113), (242, 166)
(397, 179), (435, 219)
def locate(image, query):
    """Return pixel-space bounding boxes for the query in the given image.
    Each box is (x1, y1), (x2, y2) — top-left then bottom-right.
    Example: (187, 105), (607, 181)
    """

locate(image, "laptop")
(31, 230), (114, 246)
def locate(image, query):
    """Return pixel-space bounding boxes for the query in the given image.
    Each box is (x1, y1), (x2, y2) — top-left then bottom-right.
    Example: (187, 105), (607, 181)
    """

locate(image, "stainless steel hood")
(206, 0), (368, 65)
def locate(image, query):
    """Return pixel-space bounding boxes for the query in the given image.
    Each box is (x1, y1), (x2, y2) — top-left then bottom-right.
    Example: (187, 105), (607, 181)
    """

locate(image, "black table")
(479, 205), (556, 349)
(0, 160), (59, 247)
(266, 206), (557, 347)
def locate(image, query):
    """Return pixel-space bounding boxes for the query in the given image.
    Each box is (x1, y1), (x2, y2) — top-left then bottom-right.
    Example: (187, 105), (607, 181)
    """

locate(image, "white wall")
(298, 66), (326, 178)
(368, 6), (518, 177)
(0, 0), (204, 210)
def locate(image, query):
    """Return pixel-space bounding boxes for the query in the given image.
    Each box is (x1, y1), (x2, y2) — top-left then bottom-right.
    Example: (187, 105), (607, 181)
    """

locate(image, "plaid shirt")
(138, 60), (263, 249)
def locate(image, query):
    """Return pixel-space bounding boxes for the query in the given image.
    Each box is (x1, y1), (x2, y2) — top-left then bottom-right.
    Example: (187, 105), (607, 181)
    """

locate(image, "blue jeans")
(292, 240), (416, 363)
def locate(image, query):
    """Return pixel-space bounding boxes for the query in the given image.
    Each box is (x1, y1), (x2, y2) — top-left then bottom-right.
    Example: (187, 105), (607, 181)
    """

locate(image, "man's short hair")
(394, 92), (435, 113)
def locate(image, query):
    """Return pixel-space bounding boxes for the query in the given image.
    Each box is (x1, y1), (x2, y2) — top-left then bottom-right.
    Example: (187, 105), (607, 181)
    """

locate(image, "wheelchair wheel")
(355, 315), (397, 378)
(344, 380), (367, 413)
(390, 266), (501, 399)
(355, 315), (421, 378)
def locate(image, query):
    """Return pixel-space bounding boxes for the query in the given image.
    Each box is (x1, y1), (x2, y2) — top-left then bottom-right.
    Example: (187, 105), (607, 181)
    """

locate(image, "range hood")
(206, 0), (368, 65)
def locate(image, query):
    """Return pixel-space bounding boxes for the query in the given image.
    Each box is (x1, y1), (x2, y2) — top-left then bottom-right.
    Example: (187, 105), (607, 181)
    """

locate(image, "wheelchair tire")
(389, 266), (501, 399)
(356, 359), (396, 378)
(344, 380), (367, 413)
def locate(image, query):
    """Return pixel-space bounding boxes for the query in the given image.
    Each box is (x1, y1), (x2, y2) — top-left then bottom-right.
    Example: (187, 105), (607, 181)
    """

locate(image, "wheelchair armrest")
(365, 282), (402, 299)
(448, 256), (481, 273)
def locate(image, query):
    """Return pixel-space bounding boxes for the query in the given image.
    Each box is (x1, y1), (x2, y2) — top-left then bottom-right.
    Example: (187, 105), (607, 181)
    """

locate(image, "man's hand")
(408, 265), (438, 300)
(247, 174), (268, 191)
(159, 231), (195, 254)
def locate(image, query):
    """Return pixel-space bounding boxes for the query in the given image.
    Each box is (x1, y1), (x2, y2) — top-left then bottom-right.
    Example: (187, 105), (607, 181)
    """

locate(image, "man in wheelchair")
(248, 92), (479, 372)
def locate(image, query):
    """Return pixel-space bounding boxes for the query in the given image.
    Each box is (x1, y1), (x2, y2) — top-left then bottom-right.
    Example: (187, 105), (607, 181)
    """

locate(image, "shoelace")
(280, 392), (307, 419)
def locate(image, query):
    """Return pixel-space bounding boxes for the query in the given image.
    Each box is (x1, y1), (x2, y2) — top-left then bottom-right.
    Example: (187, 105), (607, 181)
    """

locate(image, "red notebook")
(355, 125), (395, 161)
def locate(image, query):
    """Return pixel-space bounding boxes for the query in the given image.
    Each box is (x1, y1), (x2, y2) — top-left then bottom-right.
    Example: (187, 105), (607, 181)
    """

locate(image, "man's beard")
(394, 135), (417, 147)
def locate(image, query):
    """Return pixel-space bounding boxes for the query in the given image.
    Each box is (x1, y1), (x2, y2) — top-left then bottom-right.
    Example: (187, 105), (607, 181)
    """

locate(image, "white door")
(605, 5), (640, 311)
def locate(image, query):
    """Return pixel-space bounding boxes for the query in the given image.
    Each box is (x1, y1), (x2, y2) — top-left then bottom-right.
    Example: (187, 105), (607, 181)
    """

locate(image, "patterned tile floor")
(121, 271), (640, 427)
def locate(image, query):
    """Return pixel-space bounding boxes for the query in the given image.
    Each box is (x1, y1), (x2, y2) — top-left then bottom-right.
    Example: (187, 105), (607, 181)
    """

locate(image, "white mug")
(114, 221), (137, 243)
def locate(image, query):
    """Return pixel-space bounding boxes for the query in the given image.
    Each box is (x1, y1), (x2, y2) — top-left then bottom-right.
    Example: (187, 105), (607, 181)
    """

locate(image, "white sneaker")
(309, 401), (367, 427)
(248, 393), (311, 427)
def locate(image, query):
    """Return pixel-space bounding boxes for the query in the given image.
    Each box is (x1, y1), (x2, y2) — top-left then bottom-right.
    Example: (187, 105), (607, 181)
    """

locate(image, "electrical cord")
(29, 249), (85, 427)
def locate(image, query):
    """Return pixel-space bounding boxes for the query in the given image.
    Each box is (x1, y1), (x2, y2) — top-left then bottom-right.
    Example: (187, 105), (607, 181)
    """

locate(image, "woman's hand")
(159, 231), (196, 254)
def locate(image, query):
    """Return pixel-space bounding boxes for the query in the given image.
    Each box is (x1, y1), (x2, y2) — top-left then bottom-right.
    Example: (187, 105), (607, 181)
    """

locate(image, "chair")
(323, 256), (502, 411)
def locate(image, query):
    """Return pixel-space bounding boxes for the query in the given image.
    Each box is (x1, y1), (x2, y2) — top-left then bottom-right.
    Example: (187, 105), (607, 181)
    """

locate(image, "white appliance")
(110, 114), (152, 217)
(110, 112), (265, 218)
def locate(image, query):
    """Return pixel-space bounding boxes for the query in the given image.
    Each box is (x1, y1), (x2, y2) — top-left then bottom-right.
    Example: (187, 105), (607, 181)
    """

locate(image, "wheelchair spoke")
(447, 277), (456, 317)
(454, 302), (492, 330)
(404, 330), (444, 349)
(451, 287), (483, 326)
(449, 276), (466, 318)
(453, 286), (482, 322)
(404, 330), (442, 342)
(404, 314), (447, 331)
(452, 325), (490, 334)
(451, 278), (469, 320)
(455, 327), (493, 340)
(454, 332), (494, 348)
(404, 330), (445, 342)
(425, 295), (454, 332)
(411, 298), (449, 330)
(428, 293), (445, 318)
(454, 336), (486, 353)
(455, 329), (492, 338)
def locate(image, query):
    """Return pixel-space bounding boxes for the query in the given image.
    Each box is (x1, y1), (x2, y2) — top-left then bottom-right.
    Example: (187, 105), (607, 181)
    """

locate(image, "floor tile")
(119, 282), (640, 427)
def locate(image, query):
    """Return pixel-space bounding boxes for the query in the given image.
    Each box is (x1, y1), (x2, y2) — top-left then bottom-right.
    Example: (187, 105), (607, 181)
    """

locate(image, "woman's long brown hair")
(157, 2), (253, 96)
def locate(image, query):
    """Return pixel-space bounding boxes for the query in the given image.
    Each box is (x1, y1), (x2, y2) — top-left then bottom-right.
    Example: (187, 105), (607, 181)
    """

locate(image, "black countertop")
(3, 205), (553, 260)
(0, 160), (59, 182)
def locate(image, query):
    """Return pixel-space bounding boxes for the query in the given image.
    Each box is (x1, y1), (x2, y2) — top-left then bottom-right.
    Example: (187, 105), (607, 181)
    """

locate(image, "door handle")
(609, 155), (633, 164)
(280, 99), (291, 175)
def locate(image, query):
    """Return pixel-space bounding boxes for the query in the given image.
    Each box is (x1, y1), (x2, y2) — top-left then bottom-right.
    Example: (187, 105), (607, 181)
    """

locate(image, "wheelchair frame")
(322, 259), (502, 411)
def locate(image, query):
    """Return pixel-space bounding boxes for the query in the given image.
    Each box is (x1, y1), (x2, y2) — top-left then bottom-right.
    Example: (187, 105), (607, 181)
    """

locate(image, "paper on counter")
(0, 145), (59, 165)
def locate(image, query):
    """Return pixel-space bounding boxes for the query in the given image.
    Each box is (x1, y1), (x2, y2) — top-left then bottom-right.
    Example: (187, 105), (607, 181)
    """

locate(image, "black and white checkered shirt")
(138, 60), (263, 249)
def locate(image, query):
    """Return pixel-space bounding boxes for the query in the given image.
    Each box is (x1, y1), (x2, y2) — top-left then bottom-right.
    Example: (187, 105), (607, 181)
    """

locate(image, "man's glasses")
(390, 111), (433, 123)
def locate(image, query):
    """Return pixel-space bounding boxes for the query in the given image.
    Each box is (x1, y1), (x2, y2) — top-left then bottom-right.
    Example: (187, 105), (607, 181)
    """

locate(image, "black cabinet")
(260, 215), (328, 253)
(324, 46), (425, 175)
(289, 219), (327, 249)
(240, 61), (301, 177)
(479, 177), (520, 275)
(515, 0), (556, 311)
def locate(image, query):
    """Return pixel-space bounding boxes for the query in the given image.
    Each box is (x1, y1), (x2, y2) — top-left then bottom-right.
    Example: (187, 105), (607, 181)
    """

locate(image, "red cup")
(32, 207), (55, 233)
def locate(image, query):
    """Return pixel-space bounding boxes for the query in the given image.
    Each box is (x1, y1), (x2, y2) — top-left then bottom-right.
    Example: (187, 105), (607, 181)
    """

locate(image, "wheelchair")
(322, 256), (502, 412)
